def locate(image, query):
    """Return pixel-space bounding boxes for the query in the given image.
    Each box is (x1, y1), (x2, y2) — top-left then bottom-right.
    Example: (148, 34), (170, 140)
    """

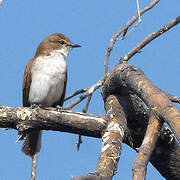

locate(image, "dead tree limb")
(104, 0), (160, 73)
(74, 95), (128, 180)
(132, 112), (163, 180)
(103, 63), (180, 143)
(65, 77), (105, 109)
(0, 105), (106, 137)
(0, 95), (180, 179)
(121, 16), (180, 62)
(64, 89), (87, 101)
(94, 95), (127, 179)
(165, 93), (180, 104)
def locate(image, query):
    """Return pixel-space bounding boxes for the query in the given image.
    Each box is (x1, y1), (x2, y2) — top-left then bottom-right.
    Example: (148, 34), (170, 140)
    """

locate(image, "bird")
(22, 33), (80, 178)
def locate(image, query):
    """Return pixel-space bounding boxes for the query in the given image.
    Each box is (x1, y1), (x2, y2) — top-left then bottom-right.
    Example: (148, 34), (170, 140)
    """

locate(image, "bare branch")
(0, 93), (180, 179)
(0, 105), (106, 137)
(82, 95), (92, 113)
(31, 154), (38, 180)
(94, 95), (127, 179)
(65, 77), (105, 109)
(165, 92), (180, 104)
(77, 95), (92, 150)
(121, 16), (180, 62)
(74, 95), (128, 180)
(64, 89), (87, 101)
(104, 0), (160, 74)
(103, 63), (180, 143)
(132, 112), (163, 180)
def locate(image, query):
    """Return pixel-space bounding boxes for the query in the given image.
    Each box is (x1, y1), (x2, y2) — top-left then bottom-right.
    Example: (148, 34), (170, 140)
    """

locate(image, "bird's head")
(35, 33), (81, 57)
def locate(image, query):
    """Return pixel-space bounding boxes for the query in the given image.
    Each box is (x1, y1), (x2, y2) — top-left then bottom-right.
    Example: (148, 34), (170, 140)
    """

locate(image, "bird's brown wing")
(52, 71), (67, 107)
(22, 59), (33, 107)
(22, 58), (42, 157)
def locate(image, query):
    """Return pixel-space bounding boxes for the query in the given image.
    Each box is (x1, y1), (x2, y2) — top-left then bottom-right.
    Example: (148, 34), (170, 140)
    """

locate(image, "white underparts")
(29, 48), (70, 107)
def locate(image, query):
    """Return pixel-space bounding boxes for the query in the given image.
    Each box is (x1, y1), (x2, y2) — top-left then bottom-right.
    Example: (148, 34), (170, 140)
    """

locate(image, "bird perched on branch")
(22, 33), (80, 178)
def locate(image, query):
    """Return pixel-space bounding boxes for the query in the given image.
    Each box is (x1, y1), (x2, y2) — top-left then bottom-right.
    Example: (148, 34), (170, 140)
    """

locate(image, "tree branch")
(0, 105), (106, 138)
(104, 0), (160, 74)
(65, 77), (105, 109)
(121, 16), (180, 62)
(103, 63), (180, 143)
(0, 94), (180, 179)
(94, 95), (127, 179)
(64, 89), (87, 101)
(132, 112), (163, 180)
(165, 92), (180, 104)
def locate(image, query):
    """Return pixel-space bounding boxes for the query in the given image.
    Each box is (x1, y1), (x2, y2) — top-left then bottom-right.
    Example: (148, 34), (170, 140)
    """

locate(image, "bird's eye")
(59, 40), (66, 45)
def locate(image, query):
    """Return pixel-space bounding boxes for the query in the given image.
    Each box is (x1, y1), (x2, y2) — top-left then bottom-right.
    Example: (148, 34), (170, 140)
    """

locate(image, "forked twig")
(104, 0), (160, 74)
(65, 77), (105, 109)
(121, 16), (180, 62)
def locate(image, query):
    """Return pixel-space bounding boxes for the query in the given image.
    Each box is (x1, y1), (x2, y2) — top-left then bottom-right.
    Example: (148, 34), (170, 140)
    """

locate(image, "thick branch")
(74, 95), (127, 180)
(103, 63), (180, 143)
(0, 105), (106, 138)
(132, 112), (163, 180)
(0, 93), (180, 179)
(95, 95), (127, 179)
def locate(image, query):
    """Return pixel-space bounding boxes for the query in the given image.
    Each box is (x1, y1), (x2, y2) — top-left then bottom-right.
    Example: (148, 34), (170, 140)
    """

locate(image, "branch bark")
(0, 94), (180, 179)
(94, 95), (127, 179)
(0, 105), (106, 138)
(132, 112), (163, 180)
(103, 63), (180, 143)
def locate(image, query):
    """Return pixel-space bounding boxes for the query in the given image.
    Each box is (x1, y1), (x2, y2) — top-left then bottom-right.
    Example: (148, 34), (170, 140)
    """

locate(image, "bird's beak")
(71, 43), (81, 48)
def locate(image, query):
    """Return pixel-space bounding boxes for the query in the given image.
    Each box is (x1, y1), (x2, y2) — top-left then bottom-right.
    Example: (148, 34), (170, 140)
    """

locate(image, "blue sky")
(0, 0), (179, 179)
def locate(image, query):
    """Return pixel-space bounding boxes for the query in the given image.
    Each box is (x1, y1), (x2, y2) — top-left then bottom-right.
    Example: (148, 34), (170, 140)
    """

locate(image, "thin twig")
(76, 95), (93, 150)
(121, 16), (180, 62)
(82, 95), (92, 113)
(64, 89), (87, 101)
(65, 77), (105, 109)
(165, 93), (180, 104)
(31, 154), (38, 180)
(104, 0), (160, 74)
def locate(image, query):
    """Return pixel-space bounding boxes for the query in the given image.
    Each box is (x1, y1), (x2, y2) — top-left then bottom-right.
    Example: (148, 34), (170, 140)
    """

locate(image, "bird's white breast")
(29, 49), (67, 107)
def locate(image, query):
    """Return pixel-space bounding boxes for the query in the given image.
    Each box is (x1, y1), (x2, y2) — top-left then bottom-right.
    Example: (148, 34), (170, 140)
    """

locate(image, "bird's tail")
(22, 130), (42, 156)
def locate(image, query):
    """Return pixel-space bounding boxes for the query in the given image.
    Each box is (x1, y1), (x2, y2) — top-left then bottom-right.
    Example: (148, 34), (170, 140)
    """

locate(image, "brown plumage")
(22, 33), (80, 157)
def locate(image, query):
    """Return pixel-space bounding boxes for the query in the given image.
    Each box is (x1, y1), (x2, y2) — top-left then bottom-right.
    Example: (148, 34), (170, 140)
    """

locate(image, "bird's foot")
(32, 104), (42, 109)
(56, 105), (63, 112)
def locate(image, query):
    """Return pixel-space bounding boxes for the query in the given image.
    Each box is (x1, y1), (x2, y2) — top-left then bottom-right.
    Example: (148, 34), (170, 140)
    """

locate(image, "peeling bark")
(0, 94), (180, 179)
(0, 105), (106, 138)
(94, 95), (127, 179)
